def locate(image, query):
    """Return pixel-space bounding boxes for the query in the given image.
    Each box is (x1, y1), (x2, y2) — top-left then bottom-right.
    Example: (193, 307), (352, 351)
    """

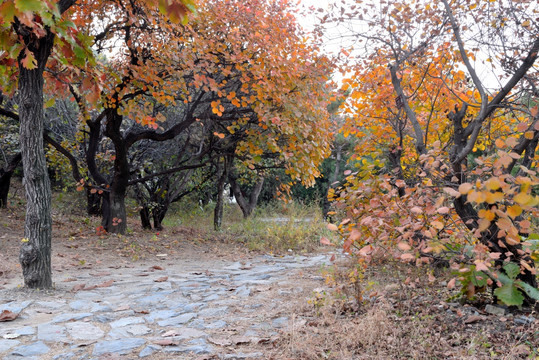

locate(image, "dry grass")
(268, 258), (539, 360)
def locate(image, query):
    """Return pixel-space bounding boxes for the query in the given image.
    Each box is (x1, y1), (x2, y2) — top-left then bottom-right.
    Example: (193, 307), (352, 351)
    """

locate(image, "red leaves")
(0, 310), (18, 322)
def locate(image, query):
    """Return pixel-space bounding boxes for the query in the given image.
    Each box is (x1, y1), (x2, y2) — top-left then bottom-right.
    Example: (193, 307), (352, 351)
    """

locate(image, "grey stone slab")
(35, 300), (66, 309)
(0, 339), (20, 353)
(199, 306), (229, 317)
(235, 285), (251, 298)
(182, 302), (205, 312)
(272, 316), (288, 328)
(69, 300), (93, 311)
(52, 352), (76, 360)
(162, 343), (213, 355)
(223, 353), (264, 359)
(38, 323), (68, 342)
(110, 316), (145, 328)
(135, 294), (166, 305)
(74, 291), (102, 300)
(151, 282), (172, 291)
(204, 293), (220, 301)
(51, 312), (93, 323)
(65, 322), (104, 341)
(92, 338), (146, 356)
(0, 326), (35, 337)
(145, 309), (179, 324)
(126, 324), (152, 336)
(0, 300), (32, 314)
(170, 328), (207, 339)
(139, 344), (161, 357)
(107, 324), (152, 339)
(157, 312), (197, 326)
(11, 341), (50, 357)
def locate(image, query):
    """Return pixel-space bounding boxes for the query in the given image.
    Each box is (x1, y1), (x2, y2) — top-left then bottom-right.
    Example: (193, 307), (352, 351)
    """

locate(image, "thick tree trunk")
(229, 171), (264, 218)
(139, 206), (152, 230)
(86, 189), (102, 216)
(102, 110), (129, 234)
(0, 153), (22, 208)
(102, 190), (127, 234)
(17, 29), (55, 288)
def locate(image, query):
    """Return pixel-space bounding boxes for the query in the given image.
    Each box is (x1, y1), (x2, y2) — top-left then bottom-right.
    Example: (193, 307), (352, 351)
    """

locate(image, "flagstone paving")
(0, 253), (329, 359)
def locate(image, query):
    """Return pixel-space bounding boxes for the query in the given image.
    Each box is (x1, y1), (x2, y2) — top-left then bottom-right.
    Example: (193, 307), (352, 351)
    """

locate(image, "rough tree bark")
(228, 164), (264, 218)
(0, 153), (22, 208)
(15, 24), (55, 288)
(214, 158), (230, 231)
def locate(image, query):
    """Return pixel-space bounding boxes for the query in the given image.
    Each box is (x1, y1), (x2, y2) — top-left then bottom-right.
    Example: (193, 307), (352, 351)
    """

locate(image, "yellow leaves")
(513, 192), (537, 206)
(484, 178), (501, 191)
(524, 131), (535, 140)
(494, 138), (506, 149)
(478, 209), (495, 221)
(507, 205), (522, 219)
(431, 221), (444, 230)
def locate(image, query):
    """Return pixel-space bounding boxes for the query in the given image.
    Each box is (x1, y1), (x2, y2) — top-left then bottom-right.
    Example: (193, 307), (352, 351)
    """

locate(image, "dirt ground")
(2, 202), (539, 359)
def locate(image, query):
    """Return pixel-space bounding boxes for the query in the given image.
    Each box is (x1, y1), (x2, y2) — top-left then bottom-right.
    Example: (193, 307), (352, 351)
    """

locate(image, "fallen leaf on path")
(153, 339), (179, 346)
(134, 309), (149, 314)
(154, 276), (168, 282)
(208, 337), (232, 346)
(96, 280), (114, 288)
(464, 315), (483, 324)
(63, 277), (77, 282)
(82, 285), (97, 291)
(151, 265), (164, 271)
(0, 310), (18, 322)
(162, 330), (180, 337)
(71, 283), (86, 292)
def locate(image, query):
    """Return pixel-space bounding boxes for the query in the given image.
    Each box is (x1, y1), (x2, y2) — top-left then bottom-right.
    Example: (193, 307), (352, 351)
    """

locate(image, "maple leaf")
(21, 48), (37, 69)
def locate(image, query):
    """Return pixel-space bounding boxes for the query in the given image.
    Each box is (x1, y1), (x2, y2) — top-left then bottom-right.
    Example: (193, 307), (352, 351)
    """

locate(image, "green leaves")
(14, 0), (44, 13)
(493, 282), (525, 306)
(493, 263), (539, 306)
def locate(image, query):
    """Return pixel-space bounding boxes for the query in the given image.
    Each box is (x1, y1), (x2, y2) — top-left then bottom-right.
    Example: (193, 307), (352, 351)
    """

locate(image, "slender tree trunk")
(323, 145), (343, 219)
(16, 28), (55, 288)
(0, 153), (22, 208)
(214, 159), (229, 231)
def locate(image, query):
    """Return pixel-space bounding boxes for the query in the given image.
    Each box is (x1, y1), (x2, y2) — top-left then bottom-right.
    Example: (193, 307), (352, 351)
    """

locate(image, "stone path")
(0, 253), (329, 359)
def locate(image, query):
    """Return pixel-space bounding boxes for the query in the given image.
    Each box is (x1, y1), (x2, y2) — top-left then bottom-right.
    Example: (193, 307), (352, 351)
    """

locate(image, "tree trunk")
(86, 189), (102, 216)
(214, 159), (229, 231)
(323, 145), (343, 219)
(102, 110), (129, 234)
(229, 170), (264, 218)
(16, 28), (55, 288)
(139, 206), (152, 229)
(102, 190), (127, 234)
(0, 153), (22, 208)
